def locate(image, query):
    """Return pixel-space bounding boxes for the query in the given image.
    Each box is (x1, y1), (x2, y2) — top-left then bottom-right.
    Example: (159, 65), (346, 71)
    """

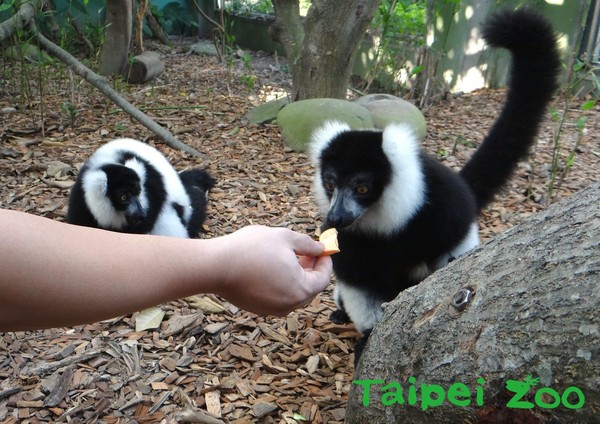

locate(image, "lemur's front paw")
(330, 309), (351, 324)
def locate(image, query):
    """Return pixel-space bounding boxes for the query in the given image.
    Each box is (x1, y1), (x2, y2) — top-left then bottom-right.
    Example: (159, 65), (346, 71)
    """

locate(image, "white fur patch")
(82, 168), (127, 229)
(309, 121), (351, 164)
(451, 222), (480, 257)
(433, 222), (480, 270)
(309, 121), (352, 219)
(355, 124), (426, 236)
(151, 208), (190, 237)
(335, 281), (384, 334)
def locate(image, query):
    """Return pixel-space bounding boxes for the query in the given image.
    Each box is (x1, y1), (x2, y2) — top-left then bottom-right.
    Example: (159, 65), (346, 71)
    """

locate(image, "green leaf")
(0, 2), (14, 13)
(410, 65), (424, 77)
(581, 100), (596, 111)
(576, 116), (587, 132)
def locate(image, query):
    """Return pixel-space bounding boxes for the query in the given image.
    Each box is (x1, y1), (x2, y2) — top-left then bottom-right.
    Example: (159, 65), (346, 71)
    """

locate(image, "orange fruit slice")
(319, 228), (340, 256)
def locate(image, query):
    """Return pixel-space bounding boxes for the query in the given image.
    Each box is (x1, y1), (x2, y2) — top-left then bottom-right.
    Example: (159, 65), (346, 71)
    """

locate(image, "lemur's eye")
(120, 194), (129, 202)
(325, 182), (335, 191)
(356, 186), (369, 195)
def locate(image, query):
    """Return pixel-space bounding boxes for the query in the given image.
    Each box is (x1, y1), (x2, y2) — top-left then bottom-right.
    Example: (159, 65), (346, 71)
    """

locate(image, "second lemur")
(310, 9), (561, 360)
(68, 138), (215, 238)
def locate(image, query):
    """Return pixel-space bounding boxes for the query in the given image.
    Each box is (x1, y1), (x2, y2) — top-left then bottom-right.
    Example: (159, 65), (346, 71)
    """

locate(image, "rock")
(4, 44), (51, 63)
(354, 94), (427, 140)
(188, 41), (218, 57)
(245, 97), (290, 124)
(277, 98), (373, 152)
(46, 161), (72, 179)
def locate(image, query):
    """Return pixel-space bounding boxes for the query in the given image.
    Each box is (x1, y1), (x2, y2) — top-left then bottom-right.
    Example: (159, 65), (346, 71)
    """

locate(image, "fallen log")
(126, 51), (165, 84)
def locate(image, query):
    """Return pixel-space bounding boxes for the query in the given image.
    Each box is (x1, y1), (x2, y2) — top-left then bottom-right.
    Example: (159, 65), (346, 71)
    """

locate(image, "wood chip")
(228, 344), (255, 362)
(258, 323), (292, 346)
(252, 401), (277, 418)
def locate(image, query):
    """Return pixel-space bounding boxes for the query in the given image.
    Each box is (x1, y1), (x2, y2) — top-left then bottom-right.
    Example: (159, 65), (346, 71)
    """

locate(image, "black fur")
(179, 168), (216, 237)
(311, 9), (561, 365)
(460, 8), (561, 210)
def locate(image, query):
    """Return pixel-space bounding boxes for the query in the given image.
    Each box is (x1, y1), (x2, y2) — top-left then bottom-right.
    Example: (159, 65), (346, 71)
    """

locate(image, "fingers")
(289, 231), (325, 257)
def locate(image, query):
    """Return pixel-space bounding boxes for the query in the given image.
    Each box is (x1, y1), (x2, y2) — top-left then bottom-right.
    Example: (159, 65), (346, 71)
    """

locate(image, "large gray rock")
(277, 98), (374, 152)
(245, 97), (290, 124)
(354, 94), (427, 140)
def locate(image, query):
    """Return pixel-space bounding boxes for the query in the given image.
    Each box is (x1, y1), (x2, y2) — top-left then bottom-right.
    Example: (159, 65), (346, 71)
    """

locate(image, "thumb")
(291, 232), (325, 257)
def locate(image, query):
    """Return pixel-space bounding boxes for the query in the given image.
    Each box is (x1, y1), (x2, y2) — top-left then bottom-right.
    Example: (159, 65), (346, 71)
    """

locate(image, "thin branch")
(0, 1), (205, 158)
(29, 22), (206, 159)
(190, 0), (223, 32)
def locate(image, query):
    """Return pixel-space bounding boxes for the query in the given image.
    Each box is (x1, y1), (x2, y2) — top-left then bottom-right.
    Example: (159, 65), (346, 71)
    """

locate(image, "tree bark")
(99, 0), (132, 76)
(347, 182), (600, 423)
(270, 0), (380, 100)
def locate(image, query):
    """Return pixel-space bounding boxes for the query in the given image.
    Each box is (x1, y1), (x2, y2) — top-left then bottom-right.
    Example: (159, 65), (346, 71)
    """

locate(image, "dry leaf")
(306, 355), (320, 374)
(186, 295), (226, 313)
(135, 307), (165, 332)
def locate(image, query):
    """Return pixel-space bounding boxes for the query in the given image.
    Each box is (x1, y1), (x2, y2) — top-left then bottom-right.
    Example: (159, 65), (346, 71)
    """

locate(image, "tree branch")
(0, 0), (39, 42)
(0, 1), (205, 158)
(30, 22), (205, 158)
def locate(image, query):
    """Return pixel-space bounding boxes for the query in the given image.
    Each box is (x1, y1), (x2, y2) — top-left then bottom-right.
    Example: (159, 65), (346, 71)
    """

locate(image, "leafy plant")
(0, 0), (15, 13)
(544, 59), (598, 202)
(224, 0), (274, 15)
(239, 50), (256, 91)
(152, 2), (199, 36)
(38, 0), (104, 61)
(363, 0), (427, 94)
(60, 101), (79, 127)
(450, 134), (477, 154)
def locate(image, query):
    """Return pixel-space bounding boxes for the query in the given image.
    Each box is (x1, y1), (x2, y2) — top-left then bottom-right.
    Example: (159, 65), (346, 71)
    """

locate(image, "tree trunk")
(99, 0), (133, 76)
(145, 7), (173, 47)
(270, 0), (380, 100)
(347, 182), (600, 424)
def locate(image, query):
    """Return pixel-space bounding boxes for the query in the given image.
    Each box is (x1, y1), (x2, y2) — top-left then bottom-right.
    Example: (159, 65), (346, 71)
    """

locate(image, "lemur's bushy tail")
(459, 8), (561, 211)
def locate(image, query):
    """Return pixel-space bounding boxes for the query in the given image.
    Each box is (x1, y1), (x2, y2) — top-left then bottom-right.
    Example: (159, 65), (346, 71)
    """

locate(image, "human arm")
(0, 209), (332, 331)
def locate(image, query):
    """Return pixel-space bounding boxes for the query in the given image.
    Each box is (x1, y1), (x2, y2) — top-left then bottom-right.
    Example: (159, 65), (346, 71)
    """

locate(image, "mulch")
(0, 38), (598, 423)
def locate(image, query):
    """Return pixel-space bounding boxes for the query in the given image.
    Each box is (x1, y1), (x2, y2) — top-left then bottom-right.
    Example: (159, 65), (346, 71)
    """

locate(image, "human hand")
(213, 226), (333, 316)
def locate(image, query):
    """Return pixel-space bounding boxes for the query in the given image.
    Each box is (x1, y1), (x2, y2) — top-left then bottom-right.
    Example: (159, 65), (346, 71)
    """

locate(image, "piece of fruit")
(319, 228), (340, 256)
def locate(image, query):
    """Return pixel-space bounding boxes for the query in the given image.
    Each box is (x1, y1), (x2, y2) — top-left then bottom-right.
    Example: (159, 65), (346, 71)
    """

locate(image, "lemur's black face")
(102, 164), (146, 225)
(319, 132), (392, 229)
